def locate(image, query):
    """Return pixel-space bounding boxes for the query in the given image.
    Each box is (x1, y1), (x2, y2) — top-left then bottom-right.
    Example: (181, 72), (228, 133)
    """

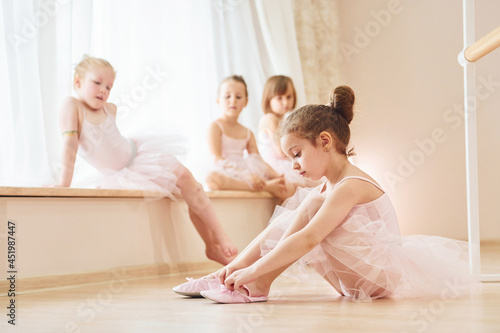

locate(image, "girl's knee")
(307, 194), (325, 211)
(176, 166), (198, 188)
(206, 171), (223, 190)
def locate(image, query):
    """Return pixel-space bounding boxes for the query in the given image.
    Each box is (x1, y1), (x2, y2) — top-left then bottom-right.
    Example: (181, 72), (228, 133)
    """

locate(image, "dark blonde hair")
(73, 55), (115, 88)
(261, 75), (297, 114)
(218, 75), (248, 97)
(279, 85), (355, 156)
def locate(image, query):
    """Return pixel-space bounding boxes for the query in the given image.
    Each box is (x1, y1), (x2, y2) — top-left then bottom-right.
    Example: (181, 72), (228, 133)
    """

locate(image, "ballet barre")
(458, 24), (500, 65)
(458, 0), (500, 282)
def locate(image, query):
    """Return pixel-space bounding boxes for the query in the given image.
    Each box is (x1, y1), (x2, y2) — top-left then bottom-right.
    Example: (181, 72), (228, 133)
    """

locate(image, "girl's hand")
(218, 159), (236, 170)
(215, 264), (239, 285)
(219, 160), (248, 175)
(264, 176), (286, 196)
(224, 266), (257, 291)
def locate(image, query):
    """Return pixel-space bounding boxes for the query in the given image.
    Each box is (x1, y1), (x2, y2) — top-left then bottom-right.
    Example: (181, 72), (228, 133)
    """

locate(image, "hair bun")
(328, 85), (355, 124)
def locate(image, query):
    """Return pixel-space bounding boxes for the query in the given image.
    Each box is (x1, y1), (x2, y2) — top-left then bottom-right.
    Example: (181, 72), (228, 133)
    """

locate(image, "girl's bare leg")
(207, 171), (295, 203)
(263, 176), (296, 201)
(199, 196), (316, 281)
(236, 193), (326, 296)
(176, 167), (238, 265)
(206, 171), (254, 191)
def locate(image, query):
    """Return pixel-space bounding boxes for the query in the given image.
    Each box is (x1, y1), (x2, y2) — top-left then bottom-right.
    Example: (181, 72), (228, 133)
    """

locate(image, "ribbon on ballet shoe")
(200, 285), (268, 304)
(172, 277), (222, 297)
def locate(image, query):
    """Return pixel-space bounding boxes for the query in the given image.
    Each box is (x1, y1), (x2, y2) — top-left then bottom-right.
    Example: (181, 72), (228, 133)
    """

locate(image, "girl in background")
(174, 85), (478, 303)
(258, 75), (321, 192)
(55, 55), (237, 265)
(206, 75), (291, 201)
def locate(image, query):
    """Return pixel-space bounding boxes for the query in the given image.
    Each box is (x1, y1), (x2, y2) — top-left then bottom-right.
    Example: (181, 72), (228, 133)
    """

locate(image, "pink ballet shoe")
(172, 277), (222, 297)
(200, 285), (268, 304)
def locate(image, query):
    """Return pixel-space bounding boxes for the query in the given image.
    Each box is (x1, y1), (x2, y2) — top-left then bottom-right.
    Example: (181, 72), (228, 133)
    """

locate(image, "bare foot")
(236, 282), (269, 298)
(218, 234), (238, 257)
(264, 176), (287, 199)
(206, 241), (238, 265)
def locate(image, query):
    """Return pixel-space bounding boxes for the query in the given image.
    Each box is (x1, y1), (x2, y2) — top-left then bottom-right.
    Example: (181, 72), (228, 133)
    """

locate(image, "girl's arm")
(246, 131), (281, 179)
(56, 97), (80, 187)
(207, 121), (224, 162)
(104, 102), (118, 116)
(258, 114), (286, 158)
(225, 182), (362, 290)
(246, 130), (261, 155)
(215, 223), (275, 284)
(216, 190), (323, 283)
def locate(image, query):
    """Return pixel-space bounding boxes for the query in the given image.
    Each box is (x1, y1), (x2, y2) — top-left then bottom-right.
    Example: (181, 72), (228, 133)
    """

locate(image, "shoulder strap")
(81, 104), (87, 121)
(336, 176), (384, 192)
(82, 105), (109, 122)
(215, 120), (224, 134)
(101, 104), (109, 116)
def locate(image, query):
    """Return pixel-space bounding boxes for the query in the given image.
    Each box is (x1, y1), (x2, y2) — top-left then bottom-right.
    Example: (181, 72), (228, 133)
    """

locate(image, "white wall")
(337, 0), (500, 240)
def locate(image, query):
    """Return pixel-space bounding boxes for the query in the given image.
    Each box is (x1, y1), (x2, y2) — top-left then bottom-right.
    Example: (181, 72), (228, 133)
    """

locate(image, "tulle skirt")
(210, 153), (272, 187)
(261, 186), (480, 302)
(97, 134), (185, 199)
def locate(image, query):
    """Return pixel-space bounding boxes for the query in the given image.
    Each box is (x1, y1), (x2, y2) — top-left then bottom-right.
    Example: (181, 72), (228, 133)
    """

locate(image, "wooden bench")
(0, 187), (279, 293)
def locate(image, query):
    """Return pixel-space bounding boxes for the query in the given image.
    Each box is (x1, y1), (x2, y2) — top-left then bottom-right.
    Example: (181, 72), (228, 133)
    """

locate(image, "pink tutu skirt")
(211, 153), (272, 187)
(261, 186), (480, 302)
(98, 134), (185, 199)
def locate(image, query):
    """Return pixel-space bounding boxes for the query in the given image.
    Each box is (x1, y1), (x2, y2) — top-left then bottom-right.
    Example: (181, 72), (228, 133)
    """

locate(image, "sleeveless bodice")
(258, 130), (284, 161)
(334, 176), (401, 235)
(79, 109), (135, 173)
(217, 121), (250, 158)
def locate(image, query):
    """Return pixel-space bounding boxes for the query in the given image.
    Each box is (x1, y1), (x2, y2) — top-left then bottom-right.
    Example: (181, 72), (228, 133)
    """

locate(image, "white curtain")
(0, 0), (305, 187)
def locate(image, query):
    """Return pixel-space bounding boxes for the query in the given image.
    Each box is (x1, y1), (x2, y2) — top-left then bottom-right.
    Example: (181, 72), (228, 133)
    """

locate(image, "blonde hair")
(261, 75), (297, 114)
(279, 85), (355, 156)
(73, 55), (115, 88)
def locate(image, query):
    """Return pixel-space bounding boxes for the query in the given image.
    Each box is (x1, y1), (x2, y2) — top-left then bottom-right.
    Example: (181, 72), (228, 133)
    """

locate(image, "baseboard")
(0, 261), (221, 296)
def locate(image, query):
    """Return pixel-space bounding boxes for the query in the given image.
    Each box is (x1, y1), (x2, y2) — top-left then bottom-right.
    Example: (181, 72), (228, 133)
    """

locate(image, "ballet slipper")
(172, 277), (222, 297)
(200, 285), (268, 304)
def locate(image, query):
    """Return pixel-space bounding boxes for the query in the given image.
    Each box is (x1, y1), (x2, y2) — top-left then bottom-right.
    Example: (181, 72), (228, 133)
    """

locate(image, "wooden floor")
(2, 244), (499, 333)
